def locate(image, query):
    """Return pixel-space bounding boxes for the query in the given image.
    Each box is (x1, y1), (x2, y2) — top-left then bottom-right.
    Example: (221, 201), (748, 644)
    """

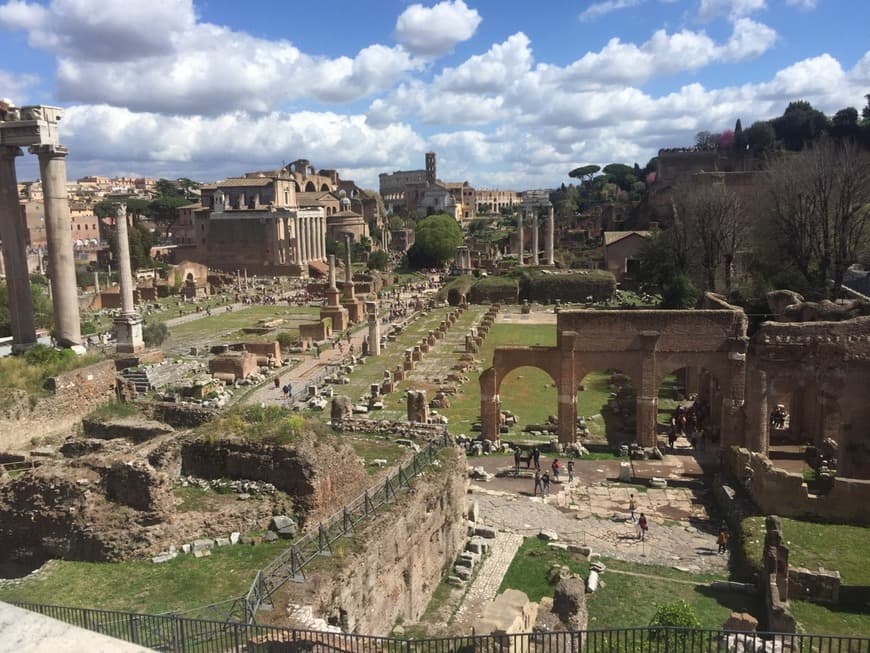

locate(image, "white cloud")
(394, 0), (482, 57)
(697, 0), (766, 22)
(785, 0), (816, 8)
(579, 0), (642, 22)
(0, 0), (421, 114)
(0, 69), (39, 103)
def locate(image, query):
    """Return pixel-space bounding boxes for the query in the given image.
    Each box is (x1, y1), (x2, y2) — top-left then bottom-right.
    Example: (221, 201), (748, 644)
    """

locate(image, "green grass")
(740, 516), (870, 636)
(0, 541), (287, 614)
(0, 346), (103, 409)
(86, 400), (142, 421)
(499, 538), (759, 630)
(350, 438), (408, 472)
(200, 405), (306, 445)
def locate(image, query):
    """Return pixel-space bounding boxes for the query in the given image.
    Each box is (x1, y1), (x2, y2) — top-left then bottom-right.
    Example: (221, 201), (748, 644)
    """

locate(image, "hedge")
(468, 276), (519, 303)
(522, 271), (615, 303)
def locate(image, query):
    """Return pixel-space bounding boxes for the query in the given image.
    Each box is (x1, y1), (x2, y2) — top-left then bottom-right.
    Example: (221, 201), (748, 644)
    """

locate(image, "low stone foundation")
(332, 417), (446, 440)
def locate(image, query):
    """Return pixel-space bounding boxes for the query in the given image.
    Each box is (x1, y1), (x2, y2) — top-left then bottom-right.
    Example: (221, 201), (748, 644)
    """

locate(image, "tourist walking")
(274, 377), (281, 391)
(717, 527), (729, 554)
(567, 460), (575, 483)
(514, 448), (522, 477)
(629, 493), (637, 523)
(532, 448), (541, 471)
(551, 459), (561, 482)
(533, 470), (542, 496)
(638, 513), (648, 541)
(542, 471), (550, 497)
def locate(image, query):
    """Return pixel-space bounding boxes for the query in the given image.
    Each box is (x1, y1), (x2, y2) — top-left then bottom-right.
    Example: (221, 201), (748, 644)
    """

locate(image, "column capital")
(29, 144), (68, 158)
(0, 145), (24, 159)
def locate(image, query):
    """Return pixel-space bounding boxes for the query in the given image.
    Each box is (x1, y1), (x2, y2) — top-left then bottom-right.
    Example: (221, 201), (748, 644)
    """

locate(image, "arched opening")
(305, 181), (316, 192)
(576, 369), (636, 448)
(654, 367), (719, 452)
(320, 183), (330, 192)
(293, 182), (301, 192)
(496, 365), (558, 439)
(186, 272), (194, 283)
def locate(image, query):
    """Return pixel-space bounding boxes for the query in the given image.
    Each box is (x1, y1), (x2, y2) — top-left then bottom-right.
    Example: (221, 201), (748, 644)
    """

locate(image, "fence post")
(364, 490), (372, 515)
(129, 614), (138, 644)
(343, 507), (351, 534)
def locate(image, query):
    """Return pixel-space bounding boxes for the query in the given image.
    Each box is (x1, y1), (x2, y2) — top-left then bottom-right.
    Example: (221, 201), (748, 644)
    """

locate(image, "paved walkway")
(451, 532), (524, 631)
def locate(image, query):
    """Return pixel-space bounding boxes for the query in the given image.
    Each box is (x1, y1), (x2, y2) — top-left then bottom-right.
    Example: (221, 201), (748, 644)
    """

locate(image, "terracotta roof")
(603, 230), (651, 246)
(296, 192), (336, 205)
(214, 177), (274, 188)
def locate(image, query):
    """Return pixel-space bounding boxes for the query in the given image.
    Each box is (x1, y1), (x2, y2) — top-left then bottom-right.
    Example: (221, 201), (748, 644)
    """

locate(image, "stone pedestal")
(114, 314), (145, 354)
(322, 303), (349, 332)
(366, 302), (381, 356)
(0, 146), (36, 349)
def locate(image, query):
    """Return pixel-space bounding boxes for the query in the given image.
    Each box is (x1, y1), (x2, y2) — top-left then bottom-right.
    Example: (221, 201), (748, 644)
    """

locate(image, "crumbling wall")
(286, 449), (467, 635)
(726, 447), (870, 524)
(0, 360), (117, 450)
(142, 401), (217, 428)
(180, 435), (368, 524)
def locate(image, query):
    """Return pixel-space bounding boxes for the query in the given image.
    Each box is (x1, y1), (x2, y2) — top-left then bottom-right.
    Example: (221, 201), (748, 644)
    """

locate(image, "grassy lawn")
(0, 346), (104, 409)
(350, 437), (409, 472)
(499, 538), (759, 630)
(740, 516), (870, 636)
(0, 541), (287, 614)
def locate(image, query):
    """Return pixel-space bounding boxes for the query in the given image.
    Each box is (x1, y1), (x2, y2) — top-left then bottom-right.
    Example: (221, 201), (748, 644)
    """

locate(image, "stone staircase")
(121, 368), (152, 394)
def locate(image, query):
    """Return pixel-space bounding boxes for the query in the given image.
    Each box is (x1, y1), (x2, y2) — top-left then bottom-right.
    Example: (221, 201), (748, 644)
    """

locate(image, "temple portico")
(0, 103), (81, 349)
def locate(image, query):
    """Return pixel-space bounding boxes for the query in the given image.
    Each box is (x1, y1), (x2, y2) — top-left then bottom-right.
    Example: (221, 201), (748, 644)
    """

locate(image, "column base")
(321, 306), (349, 332)
(343, 299), (365, 324)
(113, 314), (145, 354)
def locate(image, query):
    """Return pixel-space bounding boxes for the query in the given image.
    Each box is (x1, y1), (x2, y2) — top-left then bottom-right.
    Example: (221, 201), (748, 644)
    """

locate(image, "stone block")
(152, 552), (177, 564)
(548, 543), (569, 551)
(230, 532), (241, 545)
(618, 462), (632, 482)
(475, 526), (497, 539)
(468, 500), (480, 523)
(181, 543), (191, 554)
(192, 538), (214, 551)
(193, 549), (212, 558)
(649, 477), (668, 489)
(263, 531), (279, 542)
(722, 612), (758, 633)
(538, 529), (559, 541)
(568, 544), (592, 556)
(215, 537), (231, 547)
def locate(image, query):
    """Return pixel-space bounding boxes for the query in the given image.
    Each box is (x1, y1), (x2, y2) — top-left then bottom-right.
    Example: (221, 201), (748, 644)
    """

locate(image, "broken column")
(407, 390), (429, 423)
(0, 145), (36, 349)
(341, 233), (364, 322)
(33, 143), (81, 347)
(546, 203), (555, 266)
(320, 254), (349, 331)
(112, 203), (144, 353)
(367, 300), (381, 356)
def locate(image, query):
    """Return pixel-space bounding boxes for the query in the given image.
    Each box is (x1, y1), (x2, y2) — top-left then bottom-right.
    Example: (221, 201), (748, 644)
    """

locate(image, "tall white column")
(111, 202), (143, 353)
(300, 216), (308, 264)
(319, 215), (326, 259)
(546, 205), (555, 266)
(517, 210), (524, 265)
(532, 212), (540, 266)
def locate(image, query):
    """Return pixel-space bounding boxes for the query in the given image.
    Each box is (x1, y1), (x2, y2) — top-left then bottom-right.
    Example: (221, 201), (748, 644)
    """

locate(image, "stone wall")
(0, 360), (117, 451)
(179, 435), (368, 524)
(285, 448), (467, 635)
(142, 402), (217, 428)
(332, 417), (446, 440)
(788, 567), (840, 604)
(725, 447), (870, 524)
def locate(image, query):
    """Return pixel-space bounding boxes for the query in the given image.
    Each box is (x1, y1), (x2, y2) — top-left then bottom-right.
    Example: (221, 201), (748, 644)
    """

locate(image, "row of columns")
(0, 143), (81, 348)
(516, 205), (555, 266)
(279, 213), (326, 267)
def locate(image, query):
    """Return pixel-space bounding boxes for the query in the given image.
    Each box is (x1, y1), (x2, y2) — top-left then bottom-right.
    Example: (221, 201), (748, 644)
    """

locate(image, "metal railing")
(12, 603), (870, 653)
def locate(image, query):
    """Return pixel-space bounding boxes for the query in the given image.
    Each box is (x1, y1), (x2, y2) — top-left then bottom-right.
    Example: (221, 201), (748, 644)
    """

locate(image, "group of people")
(666, 398), (710, 450)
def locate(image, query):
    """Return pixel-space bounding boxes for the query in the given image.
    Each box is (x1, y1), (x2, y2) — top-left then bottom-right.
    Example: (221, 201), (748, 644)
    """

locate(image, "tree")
(388, 216), (405, 232)
(602, 163), (638, 191)
(772, 100), (830, 151)
(143, 322), (169, 347)
(368, 250), (389, 271)
(695, 131), (720, 149)
(155, 178), (184, 198)
(568, 164), (600, 184)
(763, 138), (870, 294)
(673, 181), (748, 292)
(406, 214), (463, 269)
(863, 94), (870, 121)
(831, 107), (860, 141)
(744, 121), (776, 155)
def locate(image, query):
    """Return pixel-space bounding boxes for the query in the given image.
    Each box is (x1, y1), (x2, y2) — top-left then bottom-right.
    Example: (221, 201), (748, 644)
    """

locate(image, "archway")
(653, 366), (722, 451)
(320, 183), (330, 192)
(576, 368), (636, 448)
(305, 181), (316, 192)
(497, 365), (558, 439)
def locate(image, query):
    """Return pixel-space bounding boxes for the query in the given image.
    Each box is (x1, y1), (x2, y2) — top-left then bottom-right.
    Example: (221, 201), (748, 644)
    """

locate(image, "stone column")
(480, 368), (500, 441)
(93, 271), (100, 294)
(318, 215), (326, 260)
(281, 215), (290, 264)
(531, 212), (540, 266)
(367, 300), (381, 356)
(298, 216), (307, 264)
(720, 345), (747, 448)
(635, 331), (660, 448)
(747, 367), (768, 454)
(344, 233), (353, 284)
(546, 205), (555, 266)
(33, 144), (80, 347)
(328, 253), (337, 290)
(0, 146), (37, 349)
(517, 211), (524, 265)
(112, 202), (144, 353)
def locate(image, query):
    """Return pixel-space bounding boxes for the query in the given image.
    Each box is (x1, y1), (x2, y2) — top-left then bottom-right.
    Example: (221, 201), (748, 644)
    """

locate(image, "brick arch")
(491, 347), (561, 393)
(653, 355), (730, 392)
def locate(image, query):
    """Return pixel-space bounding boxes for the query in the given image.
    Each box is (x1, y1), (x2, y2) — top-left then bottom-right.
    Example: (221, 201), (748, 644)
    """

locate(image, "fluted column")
(546, 205), (555, 266)
(32, 144), (80, 347)
(0, 146), (37, 349)
(319, 215), (326, 259)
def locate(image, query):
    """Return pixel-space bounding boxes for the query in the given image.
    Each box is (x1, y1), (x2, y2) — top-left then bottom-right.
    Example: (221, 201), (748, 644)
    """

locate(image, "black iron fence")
(13, 602), (870, 653)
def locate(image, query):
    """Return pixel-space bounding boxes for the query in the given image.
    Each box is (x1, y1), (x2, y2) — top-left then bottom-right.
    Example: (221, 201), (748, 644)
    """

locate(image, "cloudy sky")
(2, 0), (868, 189)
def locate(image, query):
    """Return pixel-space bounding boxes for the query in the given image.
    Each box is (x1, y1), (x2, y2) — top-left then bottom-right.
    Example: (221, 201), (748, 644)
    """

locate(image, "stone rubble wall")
(285, 448), (468, 635)
(788, 566), (840, 604)
(726, 447), (870, 524)
(332, 417), (446, 440)
(179, 435), (369, 525)
(0, 360), (117, 451)
(141, 401), (217, 428)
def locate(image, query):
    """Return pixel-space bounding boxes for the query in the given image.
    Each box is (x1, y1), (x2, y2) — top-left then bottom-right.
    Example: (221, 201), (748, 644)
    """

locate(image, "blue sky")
(1, 0), (868, 188)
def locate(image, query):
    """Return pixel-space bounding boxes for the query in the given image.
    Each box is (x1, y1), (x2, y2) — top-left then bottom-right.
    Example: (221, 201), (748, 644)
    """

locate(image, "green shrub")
(367, 250), (389, 271)
(143, 322), (169, 347)
(276, 331), (295, 349)
(649, 599), (702, 631)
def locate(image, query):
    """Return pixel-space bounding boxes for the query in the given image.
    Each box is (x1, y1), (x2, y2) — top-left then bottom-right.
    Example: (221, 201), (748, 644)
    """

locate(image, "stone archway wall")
(481, 304), (748, 445)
